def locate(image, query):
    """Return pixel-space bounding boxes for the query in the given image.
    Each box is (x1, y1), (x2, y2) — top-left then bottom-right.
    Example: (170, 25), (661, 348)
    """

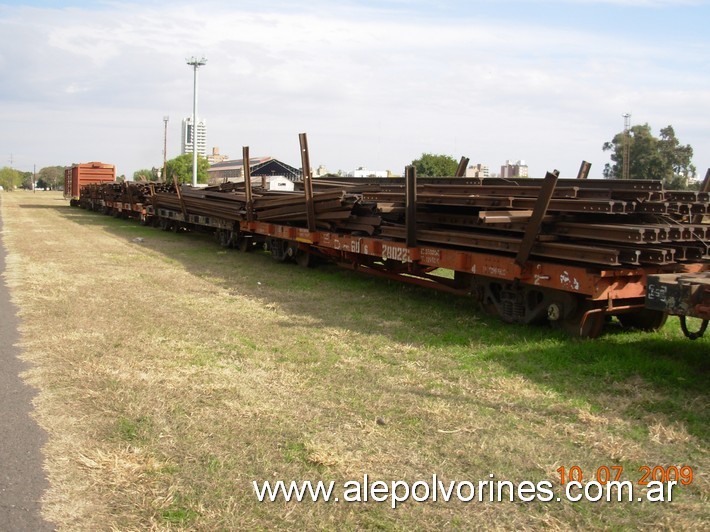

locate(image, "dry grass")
(1, 190), (708, 530)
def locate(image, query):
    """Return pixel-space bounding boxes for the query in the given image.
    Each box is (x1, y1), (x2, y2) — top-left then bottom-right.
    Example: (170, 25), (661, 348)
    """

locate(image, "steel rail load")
(71, 138), (710, 339)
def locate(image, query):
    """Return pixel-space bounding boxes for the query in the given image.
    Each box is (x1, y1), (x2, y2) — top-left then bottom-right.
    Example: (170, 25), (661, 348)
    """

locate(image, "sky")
(1, 0), (709, 180)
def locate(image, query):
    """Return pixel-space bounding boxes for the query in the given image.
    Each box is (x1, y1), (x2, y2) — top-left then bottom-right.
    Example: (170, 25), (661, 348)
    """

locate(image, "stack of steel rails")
(361, 176), (709, 267)
(80, 173), (709, 269)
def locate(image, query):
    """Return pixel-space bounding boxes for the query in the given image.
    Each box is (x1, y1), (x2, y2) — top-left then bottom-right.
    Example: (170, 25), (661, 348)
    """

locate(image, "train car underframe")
(80, 191), (708, 340)
(144, 206), (689, 339)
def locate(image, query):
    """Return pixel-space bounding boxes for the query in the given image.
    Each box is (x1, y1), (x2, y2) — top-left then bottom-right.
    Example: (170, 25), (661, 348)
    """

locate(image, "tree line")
(132, 154), (210, 184)
(0, 125), (702, 191)
(411, 123), (702, 190)
(0, 154), (211, 192)
(0, 165), (65, 191)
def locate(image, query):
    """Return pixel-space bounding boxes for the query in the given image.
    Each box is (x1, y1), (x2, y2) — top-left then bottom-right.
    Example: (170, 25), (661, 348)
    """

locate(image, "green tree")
(0, 167), (22, 190)
(133, 168), (160, 181)
(20, 171), (34, 189)
(602, 124), (696, 188)
(164, 154), (209, 184)
(410, 153), (459, 177)
(38, 166), (65, 190)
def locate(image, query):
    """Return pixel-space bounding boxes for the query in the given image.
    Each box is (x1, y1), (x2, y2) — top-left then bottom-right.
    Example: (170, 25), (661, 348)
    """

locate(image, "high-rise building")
(181, 117), (207, 158)
(500, 160), (528, 178)
(206, 147), (229, 165)
(466, 163), (489, 178)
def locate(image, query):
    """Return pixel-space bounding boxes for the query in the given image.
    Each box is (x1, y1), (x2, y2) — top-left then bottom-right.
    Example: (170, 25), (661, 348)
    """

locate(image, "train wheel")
(238, 236), (256, 252)
(617, 309), (668, 331)
(295, 249), (314, 268)
(216, 229), (235, 248)
(553, 301), (606, 339)
(268, 238), (289, 262)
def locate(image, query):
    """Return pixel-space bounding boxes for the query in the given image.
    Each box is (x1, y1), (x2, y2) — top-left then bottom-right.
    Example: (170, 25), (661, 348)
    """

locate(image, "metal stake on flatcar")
(405, 165), (418, 248)
(299, 133), (316, 233)
(515, 170), (559, 267)
(243, 146), (254, 222)
(577, 160), (591, 180)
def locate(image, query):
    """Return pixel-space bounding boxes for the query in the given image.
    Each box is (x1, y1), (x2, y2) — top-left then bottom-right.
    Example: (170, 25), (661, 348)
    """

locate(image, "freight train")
(68, 142), (710, 340)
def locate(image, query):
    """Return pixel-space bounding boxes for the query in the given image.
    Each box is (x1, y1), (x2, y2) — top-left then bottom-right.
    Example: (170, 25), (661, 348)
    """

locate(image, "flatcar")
(70, 140), (710, 339)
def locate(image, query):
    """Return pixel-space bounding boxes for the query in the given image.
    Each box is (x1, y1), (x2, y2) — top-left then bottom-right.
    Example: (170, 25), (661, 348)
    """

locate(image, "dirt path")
(0, 194), (54, 531)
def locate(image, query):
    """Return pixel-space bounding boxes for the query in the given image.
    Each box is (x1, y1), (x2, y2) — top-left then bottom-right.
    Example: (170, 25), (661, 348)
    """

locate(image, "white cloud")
(1, 1), (708, 178)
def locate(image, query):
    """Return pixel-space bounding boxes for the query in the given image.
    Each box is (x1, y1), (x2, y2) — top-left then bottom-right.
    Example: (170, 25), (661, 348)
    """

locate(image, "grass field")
(1, 190), (708, 530)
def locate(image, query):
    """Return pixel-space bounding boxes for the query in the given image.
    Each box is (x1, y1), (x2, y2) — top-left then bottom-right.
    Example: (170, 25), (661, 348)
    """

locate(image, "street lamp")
(622, 113), (631, 180)
(186, 56), (207, 187)
(162, 115), (169, 180)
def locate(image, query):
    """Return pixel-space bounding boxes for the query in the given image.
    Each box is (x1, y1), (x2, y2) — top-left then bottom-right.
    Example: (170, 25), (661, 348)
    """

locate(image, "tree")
(38, 166), (65, 190)
(164, 154), (210, 184)
(602, 124), (696, 188)
(20, 171), (34, 189)
(0, 167), (22, 190)
(133, 168), (160, 181)
(410, 153), (459, 177)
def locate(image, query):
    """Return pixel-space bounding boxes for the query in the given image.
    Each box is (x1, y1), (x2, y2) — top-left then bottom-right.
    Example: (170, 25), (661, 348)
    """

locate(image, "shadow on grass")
(18, 204), (73, 209)
(56, 205), (710, 441)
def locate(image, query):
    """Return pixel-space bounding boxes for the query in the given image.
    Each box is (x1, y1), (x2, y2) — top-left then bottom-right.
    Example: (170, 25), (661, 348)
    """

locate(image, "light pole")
(162, 115), (169, 181)
(186, 56), (207, 187)
(622, 113), (631, 180)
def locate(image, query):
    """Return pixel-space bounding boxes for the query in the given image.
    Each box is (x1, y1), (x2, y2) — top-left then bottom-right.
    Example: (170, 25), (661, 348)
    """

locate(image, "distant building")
(207, 156), (301, 185)
(313, 165), (329, 177)
(206, 147), (229, 165)
(500, 160), (528, 178)
(466, 163), (489, 178)
(261, 175), (295, 191)
(348, 166), (389, 178)
(182, 117), (207, 158)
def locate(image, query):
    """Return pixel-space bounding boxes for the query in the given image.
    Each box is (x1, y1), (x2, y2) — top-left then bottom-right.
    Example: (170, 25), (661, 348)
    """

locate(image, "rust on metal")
(577, 160), (591, 180)
(299, 133), (317, 232)
(692, 168), (710, 224)
(243, 146), (254, 222)
(71, 139), (709, 339)
(516, 170), (559, 266)
(405, 165), (417, 247)
(455, 156), (470, 178)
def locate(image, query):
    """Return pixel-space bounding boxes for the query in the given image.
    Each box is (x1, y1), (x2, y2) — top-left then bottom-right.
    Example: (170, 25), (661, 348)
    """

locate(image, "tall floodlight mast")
(622, 113), (631, 180)
(186, 56), (207, 187)
(163, 115), (169, 180)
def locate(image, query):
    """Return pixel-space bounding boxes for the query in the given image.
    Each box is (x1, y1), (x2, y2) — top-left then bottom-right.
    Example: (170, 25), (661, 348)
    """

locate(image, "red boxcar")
(64, 162), (115, 200)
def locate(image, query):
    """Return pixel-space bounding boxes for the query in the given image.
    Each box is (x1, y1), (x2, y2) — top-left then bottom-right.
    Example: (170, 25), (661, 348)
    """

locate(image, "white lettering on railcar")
(647, 284), (667, 302)
(534, 275), (551, 286)
(382, 245), (411, 262)
(559, 271), (580, 291)
(484, 266), (507, 277)
(420, 248), (440, 266)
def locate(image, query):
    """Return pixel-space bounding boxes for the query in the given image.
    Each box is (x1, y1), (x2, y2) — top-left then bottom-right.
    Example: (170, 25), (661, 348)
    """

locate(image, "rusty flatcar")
(72, 138), (710, 339)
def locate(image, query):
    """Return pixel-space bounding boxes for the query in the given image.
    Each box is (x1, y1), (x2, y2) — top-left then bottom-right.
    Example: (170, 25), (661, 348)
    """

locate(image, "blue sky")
(1, 0), (709, 179)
